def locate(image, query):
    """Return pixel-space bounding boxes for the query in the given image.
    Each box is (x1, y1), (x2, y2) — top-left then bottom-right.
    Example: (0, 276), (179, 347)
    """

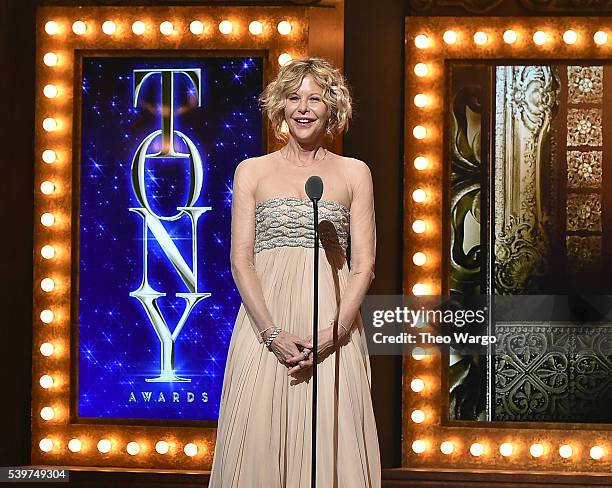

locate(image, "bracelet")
(259, 325), (275, 338)
(264, 327), (281, 348)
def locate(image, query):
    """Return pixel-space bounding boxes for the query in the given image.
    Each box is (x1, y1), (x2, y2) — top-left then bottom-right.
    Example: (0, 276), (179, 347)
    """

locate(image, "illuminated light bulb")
(42, 118), (58, 132)
(40, 406), (55, 420)
(594, 31), (608, 45)
(530, 443), (544, 458)
(412, 283), (430, 296)
(41, 278), (55, 292)
(39, 374), (54, 389)
(41, 245), (56, 259)
(443, 30), (457, 44)
(45, 21), (59, 35)
(126, 441), (140, 455)
(98, 439), (111, 453)
(43, 84), (58, 98)
(590, 446), (604, 460)
(40, 309), (54, 324)
(39, 438), (53, 452)
(470, 442), (484, 457)
(412, 220), (427, 234)
(414, 156), (429, 170)
(414, 34), (431, 49)
(277, 21), (292, 35)
(72, 21), (87, 35)
(563, 30), (577, 44)
(249, 21), (263, 35)
(155, 440), (169, 454)
(440, 441), (455, 455)
(184, 443), (198, 457)
(411, 409), (425, 423)
(102, 20), (116, 35)
(40, 342), (55, 356)
(41, 213), (55, 227)
(43, 52), (58, 66)
(412, 346), (427, 360)
(533, 31), (548, 45)
(499, 443), (514, 457)
(278, 53), (292, 66)
(414, 63), (429, 77)
(132, 21), (146, 35)
(160, 21), (174, 36)
(411, 440), (427, 454)
(219, 20), (233, 35)
(190, 20), (204, 35)
(413, 252), (427, 266)
(68, 439), (82, 453)
(410, 378), (425, 392)
(559, 444), (573, 458)
(412, 189), (427, 203)
(40, 181), (55, 195)
(473, 31), (488, 45)
(503, 30), (517, 44)
(413, 125), (427, 139)
(413, 94), (429, 108)
(42, 150), (57, 164)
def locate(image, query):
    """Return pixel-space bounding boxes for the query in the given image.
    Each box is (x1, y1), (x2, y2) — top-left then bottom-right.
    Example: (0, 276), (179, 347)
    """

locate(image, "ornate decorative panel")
(568, 66), (603, 105)
(567, 108), (603, 147)
(567, 150), (602, 189)
(567, 236), (602, 272)
(566, 194), (602, 232)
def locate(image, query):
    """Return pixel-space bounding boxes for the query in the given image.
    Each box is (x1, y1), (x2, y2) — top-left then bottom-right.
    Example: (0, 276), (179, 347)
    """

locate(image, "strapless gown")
(208, 197), (381, 488)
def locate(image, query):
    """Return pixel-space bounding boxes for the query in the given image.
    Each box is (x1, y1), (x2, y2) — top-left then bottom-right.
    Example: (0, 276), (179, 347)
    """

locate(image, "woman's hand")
(265, 329), (312, 368)
(287, 326), (347, 376)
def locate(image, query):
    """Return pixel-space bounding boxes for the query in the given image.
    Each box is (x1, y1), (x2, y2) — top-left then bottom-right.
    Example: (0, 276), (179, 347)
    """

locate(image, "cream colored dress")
(209, 196), (381, 488)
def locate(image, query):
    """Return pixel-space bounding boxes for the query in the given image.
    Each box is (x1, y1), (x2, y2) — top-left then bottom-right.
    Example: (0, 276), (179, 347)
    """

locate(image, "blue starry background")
(78, 57), (263, 421)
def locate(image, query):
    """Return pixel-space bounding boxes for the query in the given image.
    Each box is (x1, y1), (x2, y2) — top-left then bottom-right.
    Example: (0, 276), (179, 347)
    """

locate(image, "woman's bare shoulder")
(235, 153), (278, 180)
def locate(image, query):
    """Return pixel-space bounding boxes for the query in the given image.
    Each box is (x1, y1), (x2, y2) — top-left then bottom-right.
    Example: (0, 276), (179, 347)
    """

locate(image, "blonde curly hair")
(259, 57), (353, 140)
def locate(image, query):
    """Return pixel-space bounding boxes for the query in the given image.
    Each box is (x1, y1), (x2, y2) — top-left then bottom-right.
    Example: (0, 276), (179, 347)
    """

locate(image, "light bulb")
(590, 446), (604, 460)
(559, 444), (573, 458)
(41, 245), (56, 259)
(126, 441), (140, 455)
(98, 439), (111, 453)
(277, 21), (292, 35)
(412, 283), (430, 296)
(414, 156), (429, 170)
(156, 440), (169, 454)
(40, 342), (55, 356)
(40, 406), (55, 420)
(410, 378), (425, 392)
(414, 34), (431, 49)
(43, 52), (58, 66)
(594, 31), (608, 45)
(563, 30), (577, 44)
(40, 213), (55, 227)
(72, 21), (87, 35)
(132, 21), (146, 35)
(440, 441), (455, 455)
(42, 150), (57, 164)
(278, 53), (292, 66)
(219, 20), (233, 35)
(530, 443), (544, 458)
(412, 189), (427, 203)
(43, 84), (58, 98)
(190, 21), (204, 35)
(443, 30), (457, 44)
(68, 439), (82, 452)
(413, 125), (427, 139)
(41, 278), (55, 292)
(42, 118), (58, 132)
(160, 21), (174, 36)
(414, 63), (429, 77)
(249, 21), (263, 35)
(533, 31), (547, 45)
(474, 31), (488, 45)
(102, 20), (116, 35)
(39, 374), (54, 389)
(184, 443), (198, 456)
(503, 30), (517, 44)
(470, 442), (484, 457)
(411, 347), (427, 360)
(412, 220), (427, 233)
(411, 409), (425, 423)
(40, 181), (55, 195)
(412, 440), (427, 453)
(413, 252), (427, 266)
(40, 309), (54, 324)
(45, 21), (59, 35)
(39, 438), (53, 452)
(414, 94), (429, 108)
(499, 443), (514, 457)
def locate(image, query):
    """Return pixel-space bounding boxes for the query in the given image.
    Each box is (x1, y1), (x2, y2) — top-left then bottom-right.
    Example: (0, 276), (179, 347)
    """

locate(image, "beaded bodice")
(254, 197), (350, 255)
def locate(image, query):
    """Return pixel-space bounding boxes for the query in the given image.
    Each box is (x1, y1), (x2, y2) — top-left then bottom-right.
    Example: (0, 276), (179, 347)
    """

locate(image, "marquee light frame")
(33, 5), (308, 470)
(404, 16), (612, 474)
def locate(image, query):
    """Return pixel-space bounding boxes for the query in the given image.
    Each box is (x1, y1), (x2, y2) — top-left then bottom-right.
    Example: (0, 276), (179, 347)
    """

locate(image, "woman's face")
(284, 75), (329, 145)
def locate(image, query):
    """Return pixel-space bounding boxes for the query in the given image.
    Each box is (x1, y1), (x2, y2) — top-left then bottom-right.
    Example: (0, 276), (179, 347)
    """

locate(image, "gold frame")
(404, 16), (612, 474)
(32, 5), (308, 470)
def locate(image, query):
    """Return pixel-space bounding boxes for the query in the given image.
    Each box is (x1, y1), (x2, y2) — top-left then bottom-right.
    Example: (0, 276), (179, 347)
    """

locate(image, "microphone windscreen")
(305, 176), (324, 200)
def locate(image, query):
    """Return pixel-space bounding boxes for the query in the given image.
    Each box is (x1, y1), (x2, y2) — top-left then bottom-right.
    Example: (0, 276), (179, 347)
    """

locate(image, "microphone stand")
(311, 198), (319, 488)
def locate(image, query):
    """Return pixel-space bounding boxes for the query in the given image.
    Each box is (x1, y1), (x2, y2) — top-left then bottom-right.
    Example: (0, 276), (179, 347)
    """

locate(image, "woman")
(209, 57), (380, 488)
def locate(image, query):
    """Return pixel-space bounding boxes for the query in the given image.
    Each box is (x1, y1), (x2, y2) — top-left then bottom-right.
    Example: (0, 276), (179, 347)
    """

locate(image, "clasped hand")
(265, 327), (346, 376)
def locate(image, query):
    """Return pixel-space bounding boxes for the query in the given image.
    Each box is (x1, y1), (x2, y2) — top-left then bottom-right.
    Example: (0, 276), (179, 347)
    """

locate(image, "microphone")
(305, 176), (323, 201)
